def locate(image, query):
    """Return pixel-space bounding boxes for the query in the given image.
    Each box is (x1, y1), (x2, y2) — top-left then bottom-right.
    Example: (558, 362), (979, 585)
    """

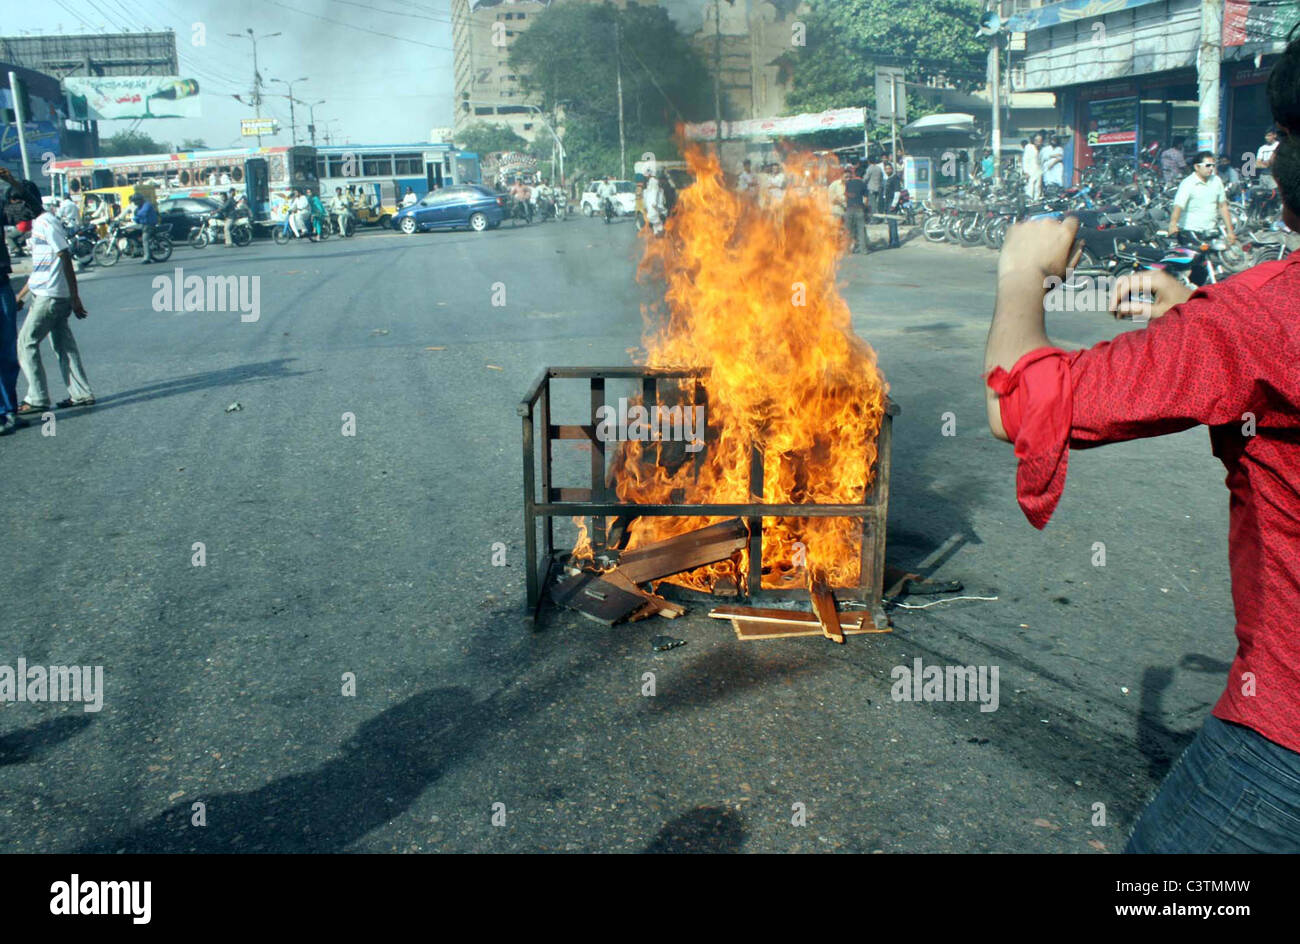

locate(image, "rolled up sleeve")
(987, 278), (1275, 528)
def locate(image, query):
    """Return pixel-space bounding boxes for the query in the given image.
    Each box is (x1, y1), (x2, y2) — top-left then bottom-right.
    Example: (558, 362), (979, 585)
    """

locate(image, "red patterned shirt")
(987, 252), (1300, 753)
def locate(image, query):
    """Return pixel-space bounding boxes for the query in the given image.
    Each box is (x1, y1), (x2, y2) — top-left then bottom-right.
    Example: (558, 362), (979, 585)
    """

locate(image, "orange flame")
(605, 146), (888, 592)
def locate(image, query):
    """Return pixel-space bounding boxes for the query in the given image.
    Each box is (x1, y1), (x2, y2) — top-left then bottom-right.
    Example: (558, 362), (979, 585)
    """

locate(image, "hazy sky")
(10, 0), (721, 150)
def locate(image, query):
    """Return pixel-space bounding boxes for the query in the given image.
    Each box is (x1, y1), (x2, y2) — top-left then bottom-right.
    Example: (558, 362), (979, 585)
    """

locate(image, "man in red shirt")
(984, 39), (1300, 853)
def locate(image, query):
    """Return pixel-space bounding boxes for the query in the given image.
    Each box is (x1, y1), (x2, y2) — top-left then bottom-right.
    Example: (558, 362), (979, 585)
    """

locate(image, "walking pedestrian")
(13, 182), (94, 417)
(1257, 129), (1280, 187)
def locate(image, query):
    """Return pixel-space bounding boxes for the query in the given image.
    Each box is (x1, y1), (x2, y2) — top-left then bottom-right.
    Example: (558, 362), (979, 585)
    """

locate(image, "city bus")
(48, 145), (319, 223)
(314, 144), (482, 225)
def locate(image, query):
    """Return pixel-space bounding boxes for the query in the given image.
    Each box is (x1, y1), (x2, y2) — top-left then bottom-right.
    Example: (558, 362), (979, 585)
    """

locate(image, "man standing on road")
(843, 164), (868, 254)
(880, 160), (903, 249)
(1041, 135), (1065, 193)
(1167, 151), (1237, 246)
(737, 160), (757, 198)
(13, 181), (94, 416)
(982, 36), (1300, 852)
(643, 172), (666, 236)
(130, 193), (159, 265)
(863, 154), (884, 222)
(1023, 132), (1044, 201)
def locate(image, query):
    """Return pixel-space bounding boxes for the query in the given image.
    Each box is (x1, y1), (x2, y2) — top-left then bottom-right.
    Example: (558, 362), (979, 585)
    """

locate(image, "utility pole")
(229, 28), (281, 146)
(1198, 0), (1224, 154)
(271, 77), (308, 144)
(8, 71), (33, 181)
(713, 0), (723, 149)
(615, 18), (626, 178)
(304, 100), (325, 148)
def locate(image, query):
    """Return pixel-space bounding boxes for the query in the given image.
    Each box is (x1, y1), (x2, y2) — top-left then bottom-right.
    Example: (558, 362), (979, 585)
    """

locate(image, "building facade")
(1006, 0), (1294, 185)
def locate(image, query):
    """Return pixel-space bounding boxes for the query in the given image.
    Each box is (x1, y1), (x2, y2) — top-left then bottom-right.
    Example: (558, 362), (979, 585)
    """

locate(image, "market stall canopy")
(900, 113), (981, 150)
(900, 113), (978, 137)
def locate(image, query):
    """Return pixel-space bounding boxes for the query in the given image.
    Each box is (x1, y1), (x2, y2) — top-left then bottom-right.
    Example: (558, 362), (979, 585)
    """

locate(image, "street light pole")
(271, 77), (308, 145)
(304, 100), (325, 148)
(229, 28), (281, 146)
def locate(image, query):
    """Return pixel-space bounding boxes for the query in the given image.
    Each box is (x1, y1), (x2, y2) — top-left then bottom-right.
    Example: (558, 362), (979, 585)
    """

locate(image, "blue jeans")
(1126, 715), (1300, 853)
(0, 278), (19, 416)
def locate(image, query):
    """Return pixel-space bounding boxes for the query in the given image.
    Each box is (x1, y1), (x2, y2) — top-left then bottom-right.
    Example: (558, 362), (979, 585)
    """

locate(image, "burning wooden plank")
(611, 518), (747, 585)
(810, 581), (844, 644)
(550, 572), (647, 626)
(603, 570), (686, 620)
(708, 604), (892, 640)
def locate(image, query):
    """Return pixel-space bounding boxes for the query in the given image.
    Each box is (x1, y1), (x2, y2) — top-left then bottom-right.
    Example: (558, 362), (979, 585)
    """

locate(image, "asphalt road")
(0, 217), (1235, 852)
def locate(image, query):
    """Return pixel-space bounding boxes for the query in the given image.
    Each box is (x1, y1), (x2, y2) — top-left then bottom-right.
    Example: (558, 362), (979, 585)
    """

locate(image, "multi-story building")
(451, 0), (806, 145)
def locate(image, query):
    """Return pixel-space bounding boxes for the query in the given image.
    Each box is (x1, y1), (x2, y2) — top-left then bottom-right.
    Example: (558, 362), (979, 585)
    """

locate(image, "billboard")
(241, 117), (278, 137)
(65, 76), (200, 119)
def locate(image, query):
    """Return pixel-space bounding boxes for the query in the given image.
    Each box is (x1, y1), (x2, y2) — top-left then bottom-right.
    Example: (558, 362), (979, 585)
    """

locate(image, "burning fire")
(597, 146), (888, 592)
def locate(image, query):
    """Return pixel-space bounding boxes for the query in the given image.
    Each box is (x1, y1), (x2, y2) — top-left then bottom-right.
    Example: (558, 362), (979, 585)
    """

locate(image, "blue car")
(392, 184), (506, 234)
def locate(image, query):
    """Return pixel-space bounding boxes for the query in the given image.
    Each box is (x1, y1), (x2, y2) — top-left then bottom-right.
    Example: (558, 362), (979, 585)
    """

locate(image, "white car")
(580, 180), (636, 217)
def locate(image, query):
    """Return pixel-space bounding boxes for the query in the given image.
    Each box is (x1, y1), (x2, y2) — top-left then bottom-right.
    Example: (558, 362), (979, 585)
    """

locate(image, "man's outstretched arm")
(983, 217), (1080, 440)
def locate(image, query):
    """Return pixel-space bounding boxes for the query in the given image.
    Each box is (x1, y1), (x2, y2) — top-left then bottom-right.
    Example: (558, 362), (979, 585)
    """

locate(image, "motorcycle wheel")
(189, 229), (209, 249)
(150, 234), (173, 263)
(273, 226), (291, 246)
(922, 213), (947, 243)
(93, 240), (120, 267)
(233, 223), (253, 246)
(960, 216), (984, 246)
(983, 218), (1008, 250)
(316, 223), (329, 242)
(72, 239), (95, 265)
(944, 215), (963, 243)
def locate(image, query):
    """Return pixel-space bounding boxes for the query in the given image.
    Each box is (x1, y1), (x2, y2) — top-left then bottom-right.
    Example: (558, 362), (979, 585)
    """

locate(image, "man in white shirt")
(643, 172), (666, 235)
(1258, 130), (1280, 187)
(13, 185), (94, 413)
(1023, 132), (1044, 201)
(1041, 135), (1065, 191)
(1168, 150), (1237, 243)
(595, 176), (617, 221)
(737, 159), (756, 197)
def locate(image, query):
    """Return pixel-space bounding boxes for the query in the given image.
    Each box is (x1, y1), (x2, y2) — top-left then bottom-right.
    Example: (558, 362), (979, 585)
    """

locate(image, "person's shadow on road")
(77, 688), (473, 853)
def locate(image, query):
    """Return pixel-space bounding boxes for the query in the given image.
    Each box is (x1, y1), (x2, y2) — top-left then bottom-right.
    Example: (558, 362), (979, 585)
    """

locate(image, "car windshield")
(615, 182), (635, 194)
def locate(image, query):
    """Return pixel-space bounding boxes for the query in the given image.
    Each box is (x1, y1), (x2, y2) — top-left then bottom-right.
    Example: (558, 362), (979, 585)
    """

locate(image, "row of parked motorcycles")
(919, 172), (1294, 288)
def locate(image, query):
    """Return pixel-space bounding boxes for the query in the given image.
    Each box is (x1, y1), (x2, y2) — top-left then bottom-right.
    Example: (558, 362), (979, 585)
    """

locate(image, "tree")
(99, 130), (171, 156)
(782, 0), (988, 127)
(180, 138), (208, 150)
(454, 122), (533, 156)
(508, 2), (711, 179)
